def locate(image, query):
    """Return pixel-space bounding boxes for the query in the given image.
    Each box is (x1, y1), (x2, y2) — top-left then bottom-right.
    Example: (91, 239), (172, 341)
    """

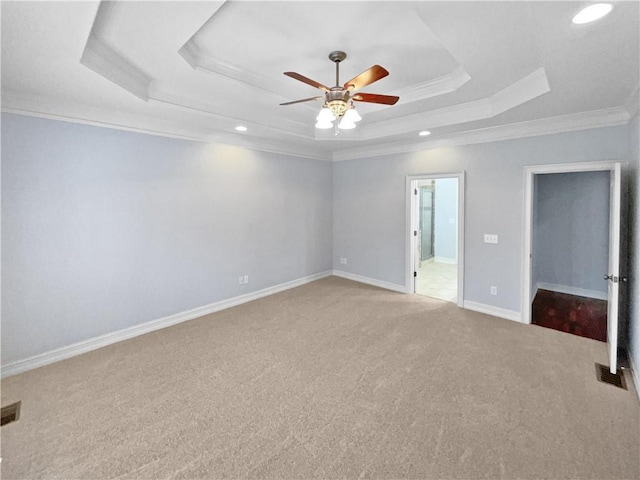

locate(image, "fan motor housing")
(325, 87), (351, 117)
(326, 87), (350, 102)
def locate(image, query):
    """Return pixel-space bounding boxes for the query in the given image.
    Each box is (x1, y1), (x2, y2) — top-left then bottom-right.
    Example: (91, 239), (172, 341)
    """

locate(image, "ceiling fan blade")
(280, 96), (323, 106)
(284, 72), (330, 92)
(352, 93), (400, 105)
(344, 65), (389, 91)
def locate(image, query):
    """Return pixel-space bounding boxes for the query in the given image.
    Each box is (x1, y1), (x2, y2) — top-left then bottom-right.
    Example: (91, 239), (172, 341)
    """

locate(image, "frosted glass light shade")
(316, 108), (335, 122)
(315, 120), (334, 129)
(343, 108), (361, 123)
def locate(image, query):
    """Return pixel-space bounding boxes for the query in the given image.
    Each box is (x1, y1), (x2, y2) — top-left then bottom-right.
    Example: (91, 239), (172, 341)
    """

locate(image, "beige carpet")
(1, 276), (638, 479)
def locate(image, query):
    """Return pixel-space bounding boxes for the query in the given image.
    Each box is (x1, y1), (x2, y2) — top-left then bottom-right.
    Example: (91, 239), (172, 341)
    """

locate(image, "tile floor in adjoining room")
(416, 260), (457, 302)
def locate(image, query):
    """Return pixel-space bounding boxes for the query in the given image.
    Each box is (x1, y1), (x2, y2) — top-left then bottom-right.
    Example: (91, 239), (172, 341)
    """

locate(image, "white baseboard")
(1, 270), (333, 378)
(628, 349), (640, 403)
(332, 270), (408, 294)
(463, 300), (523, 323)
(536, 282), (607, 301)
(434, 256), (457, 265)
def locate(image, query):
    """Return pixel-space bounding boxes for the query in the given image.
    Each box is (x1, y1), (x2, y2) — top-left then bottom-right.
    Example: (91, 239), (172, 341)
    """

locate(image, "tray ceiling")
(1, 1), (638, 160)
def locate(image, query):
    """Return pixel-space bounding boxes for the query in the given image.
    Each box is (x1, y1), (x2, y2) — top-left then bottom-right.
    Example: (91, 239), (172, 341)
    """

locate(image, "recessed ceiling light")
(235, 125), (248, 132)
(419, 130), (431, 136)
(572, 3), (613, 24)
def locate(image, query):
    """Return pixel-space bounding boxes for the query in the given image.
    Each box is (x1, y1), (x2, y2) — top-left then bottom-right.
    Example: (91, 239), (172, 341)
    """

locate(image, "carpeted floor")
(1, 276), (638, 479)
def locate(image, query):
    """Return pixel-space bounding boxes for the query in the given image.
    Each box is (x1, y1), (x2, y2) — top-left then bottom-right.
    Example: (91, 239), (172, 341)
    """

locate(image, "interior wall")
(2, 113), (637, 371)
(533, 171), (610, 297)
(433, 178), (457, 262)
(628, 113), (640, 379)
(1, 113), (333, 366)
(333, 124), (631, 315)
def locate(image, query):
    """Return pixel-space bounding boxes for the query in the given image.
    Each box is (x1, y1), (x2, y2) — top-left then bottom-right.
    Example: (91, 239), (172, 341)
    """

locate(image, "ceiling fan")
(280, 51), (399, 130)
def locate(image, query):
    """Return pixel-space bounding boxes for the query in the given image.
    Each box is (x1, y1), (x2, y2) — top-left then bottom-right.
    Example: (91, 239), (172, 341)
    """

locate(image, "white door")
(606, 163), (622, 374)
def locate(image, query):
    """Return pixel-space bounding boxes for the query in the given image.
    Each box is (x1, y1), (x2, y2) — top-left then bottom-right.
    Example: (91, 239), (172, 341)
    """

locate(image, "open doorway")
(407, 173), (465, 306)
(522, 161), (624, 373)
(530, 170), (610, 342)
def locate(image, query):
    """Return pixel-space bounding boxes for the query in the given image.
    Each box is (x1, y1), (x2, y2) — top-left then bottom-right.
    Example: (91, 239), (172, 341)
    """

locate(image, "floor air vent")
(595, 363), (627, 390)
(1, 401), (21, 426)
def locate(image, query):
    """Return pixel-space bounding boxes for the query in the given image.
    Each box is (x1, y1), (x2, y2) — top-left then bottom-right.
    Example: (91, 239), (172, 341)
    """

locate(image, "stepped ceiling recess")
(1, 1), (639, 161)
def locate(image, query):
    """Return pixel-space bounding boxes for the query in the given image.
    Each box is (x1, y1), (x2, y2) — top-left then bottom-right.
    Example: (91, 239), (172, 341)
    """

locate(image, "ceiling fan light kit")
(281, 51), (399, 131)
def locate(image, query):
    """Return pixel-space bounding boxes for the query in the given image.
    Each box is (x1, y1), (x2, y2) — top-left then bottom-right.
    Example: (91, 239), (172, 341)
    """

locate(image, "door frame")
(521, 160), (623, 326)
(405, 172), (465, 307)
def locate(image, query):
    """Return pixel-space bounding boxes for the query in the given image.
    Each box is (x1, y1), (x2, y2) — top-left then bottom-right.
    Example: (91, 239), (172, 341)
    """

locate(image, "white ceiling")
(2, 1), (639, 161)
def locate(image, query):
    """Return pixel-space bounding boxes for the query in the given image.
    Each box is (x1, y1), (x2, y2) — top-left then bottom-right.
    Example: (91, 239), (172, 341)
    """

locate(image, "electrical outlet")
(490, 286), (498, 296)
(484, 234), (498, 244)
(239, 276), (244, 285)
(244, 275), (249, 284)
(340, 258), (347, 265)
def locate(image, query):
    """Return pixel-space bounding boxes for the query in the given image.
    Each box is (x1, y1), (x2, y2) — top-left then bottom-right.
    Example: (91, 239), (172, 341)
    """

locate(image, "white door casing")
(522, 161), (625, 373)
(405, 172), (465, 307)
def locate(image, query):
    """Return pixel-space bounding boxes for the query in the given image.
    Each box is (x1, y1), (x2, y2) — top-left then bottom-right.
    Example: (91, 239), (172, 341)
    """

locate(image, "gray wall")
(1, 113), (333, 366)
(628, 113), (640, 376)
(333, 124), (631, 313)
(533, 171), (609, 295)
(2, 112), (637, 369)
(433, 178), (458, 261)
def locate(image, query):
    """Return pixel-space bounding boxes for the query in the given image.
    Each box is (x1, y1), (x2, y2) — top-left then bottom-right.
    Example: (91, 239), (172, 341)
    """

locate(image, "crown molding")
(624, 81), (639, 119)
(148, 92), (313, 141)
(1, 92), (331, 161)
(393, 67), (471, 104)
(81, 6), (317, 139)
(332, 106), (631, 161)
(344, 68), (549, 142)
(176, 0), (291, 100)
(179, 6), (469, 109)
(1, 100), (204, 142)
(80, 36), (153, 101)
(205, 131), (331, 161)
(491, 68), (549, 114)
(80, 2), (153, 101)
(77, 2), (562, 154)
(179, 44), (289, 101)
(180, 43), (472, 116)
(3, 91), (629, 163)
